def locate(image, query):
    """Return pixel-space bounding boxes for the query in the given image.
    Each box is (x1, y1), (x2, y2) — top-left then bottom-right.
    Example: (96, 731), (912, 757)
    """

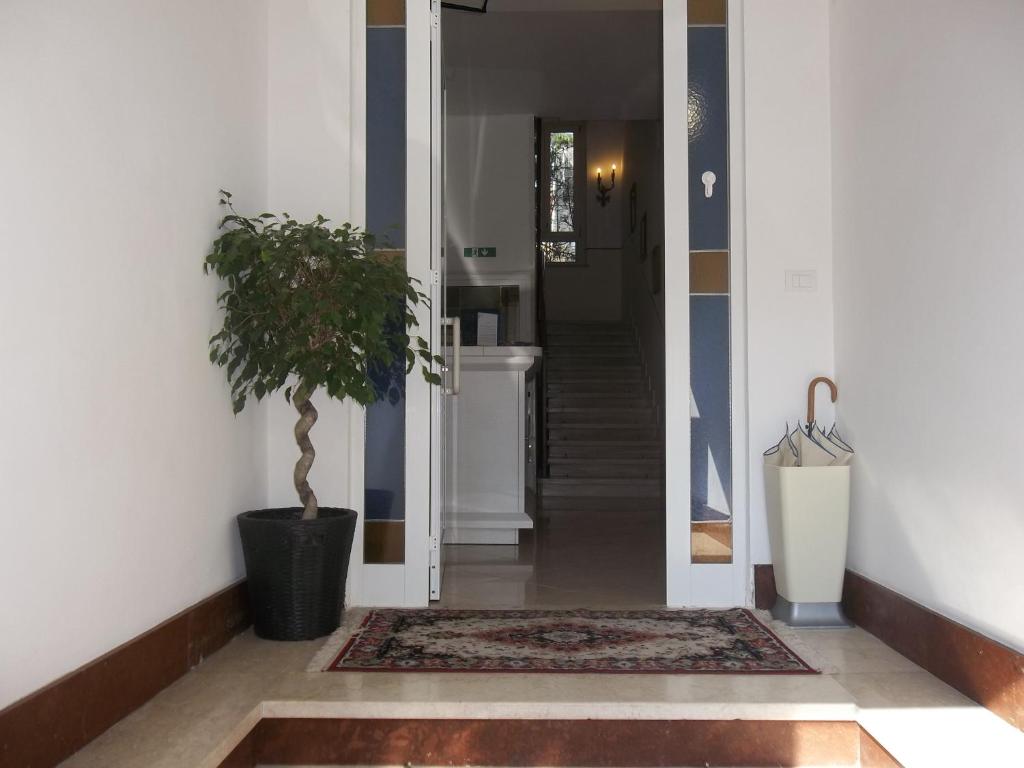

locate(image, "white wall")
(446, 113), (537, 341)
(546, 121), (626, 324)
(0, 0), (269, 708)
(830, 0), (1024, 651)
(621, 120), (665, 417)
(264, 0), (356, 518)
(742, 0), (836, 565)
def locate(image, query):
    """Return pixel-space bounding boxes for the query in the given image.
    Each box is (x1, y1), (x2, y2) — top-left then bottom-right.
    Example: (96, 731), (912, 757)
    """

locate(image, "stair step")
(545, 344), (636, 353)
(547, 323), (629, 332)
(547, 357), (640, 366)
(547, 447), (664, 461)
(549, 456), (663, 465)
(546, 397), (652, 409)
(545, 388), (651, 397)
(548, 426), (660, 442)
(542, 322), (665, 494)
(548, 331), (634, 339)
(547, 411), (655, 425)
(540, 477), (663, 498)
(539, 496), (664, 512)
(546, 340), (635, 350)
(547, 363), (641, 373)
(547, 405), (654, 413)
(545, 383), (649, 396)
(546, 371), (644, 382)
(549, 464), (664, 480)
(546, 439), (663, 448)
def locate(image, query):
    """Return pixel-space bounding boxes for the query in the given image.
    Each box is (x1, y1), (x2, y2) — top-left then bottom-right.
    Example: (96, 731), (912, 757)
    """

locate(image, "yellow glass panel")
(691, 521), (733, 564)
(688, 0), (727, 26)
(367, 0), (405, 27)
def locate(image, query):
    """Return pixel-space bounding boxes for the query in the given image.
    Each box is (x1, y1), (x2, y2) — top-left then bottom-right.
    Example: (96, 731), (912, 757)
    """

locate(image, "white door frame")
(352, 0), (750, 609)
(665, 0), (750, 608)
(662, 0), (691, 606)
(403, 0), (434, 607)
(344, 0), (434, 608)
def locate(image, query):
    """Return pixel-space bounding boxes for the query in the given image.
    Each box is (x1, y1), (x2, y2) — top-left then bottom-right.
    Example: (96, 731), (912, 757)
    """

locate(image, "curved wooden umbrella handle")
(807, 376), (838, 426)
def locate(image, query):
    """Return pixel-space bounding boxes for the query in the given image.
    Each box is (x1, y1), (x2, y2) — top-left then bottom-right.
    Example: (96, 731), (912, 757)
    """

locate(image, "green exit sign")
(463, 247), (497, 258)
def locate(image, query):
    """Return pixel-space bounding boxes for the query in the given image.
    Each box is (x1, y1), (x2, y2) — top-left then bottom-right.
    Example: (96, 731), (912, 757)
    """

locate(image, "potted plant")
(205, 191), (440, 641)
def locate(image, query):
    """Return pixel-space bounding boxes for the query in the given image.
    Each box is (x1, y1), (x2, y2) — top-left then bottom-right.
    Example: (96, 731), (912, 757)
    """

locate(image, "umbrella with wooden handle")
(806, 376), (838, 428)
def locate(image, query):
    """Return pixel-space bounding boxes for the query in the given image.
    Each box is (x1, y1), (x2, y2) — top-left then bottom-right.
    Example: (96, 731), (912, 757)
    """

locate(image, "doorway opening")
(434, 1), (670, 609)
(357, 0), (743, 608)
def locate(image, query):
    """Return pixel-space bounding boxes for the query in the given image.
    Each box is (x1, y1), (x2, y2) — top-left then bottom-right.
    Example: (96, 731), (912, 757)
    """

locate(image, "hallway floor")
(59, 519), (1024, 768)
(58, 621), (1024, 767)
(437, 497), (665, 609)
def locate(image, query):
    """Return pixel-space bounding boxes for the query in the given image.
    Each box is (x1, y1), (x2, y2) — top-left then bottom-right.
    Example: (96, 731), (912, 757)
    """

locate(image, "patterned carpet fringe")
(307, 607), (370, 672)
(314, 608), (818, 674)
(752, 609), (839, 674)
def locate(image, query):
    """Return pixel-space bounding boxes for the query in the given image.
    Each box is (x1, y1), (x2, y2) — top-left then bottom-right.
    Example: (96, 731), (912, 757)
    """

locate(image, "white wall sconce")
(596, 164), (616, 207)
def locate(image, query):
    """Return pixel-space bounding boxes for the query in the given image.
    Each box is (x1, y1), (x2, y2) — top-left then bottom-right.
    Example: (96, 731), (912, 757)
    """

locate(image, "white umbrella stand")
(764, 377), (853, 628)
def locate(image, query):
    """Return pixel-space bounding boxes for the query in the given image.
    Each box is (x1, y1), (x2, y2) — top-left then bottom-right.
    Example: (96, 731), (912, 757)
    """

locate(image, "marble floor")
(437, 499), (665, 609)
(60, 506), (1023, 767)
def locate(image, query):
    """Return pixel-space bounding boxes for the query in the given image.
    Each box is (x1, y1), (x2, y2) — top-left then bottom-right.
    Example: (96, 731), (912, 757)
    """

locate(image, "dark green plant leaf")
(206, 191), (441, 414)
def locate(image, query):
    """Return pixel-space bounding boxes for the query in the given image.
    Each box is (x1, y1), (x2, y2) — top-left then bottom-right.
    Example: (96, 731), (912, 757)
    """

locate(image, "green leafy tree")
(205, 191), (441, 520)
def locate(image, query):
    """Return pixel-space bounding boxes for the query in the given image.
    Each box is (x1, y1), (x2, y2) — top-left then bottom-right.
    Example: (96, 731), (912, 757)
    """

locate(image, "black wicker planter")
(237, 507), (357, 641)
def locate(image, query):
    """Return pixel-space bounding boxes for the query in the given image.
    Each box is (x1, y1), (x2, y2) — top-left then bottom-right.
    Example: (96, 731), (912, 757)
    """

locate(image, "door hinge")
(430, 269), (441, 285)
(429, 534), (439, 550)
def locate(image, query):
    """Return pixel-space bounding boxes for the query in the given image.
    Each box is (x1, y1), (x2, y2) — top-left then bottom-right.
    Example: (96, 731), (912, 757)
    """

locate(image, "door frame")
(345, 0), (434, 608)
(350, 0), (751, 609)
(665, 0), (751, 607)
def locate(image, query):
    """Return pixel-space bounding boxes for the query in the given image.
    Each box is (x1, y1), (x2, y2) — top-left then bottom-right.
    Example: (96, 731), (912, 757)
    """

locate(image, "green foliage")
(205, 191), (442, 415)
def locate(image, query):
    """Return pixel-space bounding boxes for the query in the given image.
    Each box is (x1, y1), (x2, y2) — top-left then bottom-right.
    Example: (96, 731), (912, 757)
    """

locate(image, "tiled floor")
(60, 508), (1023, 767)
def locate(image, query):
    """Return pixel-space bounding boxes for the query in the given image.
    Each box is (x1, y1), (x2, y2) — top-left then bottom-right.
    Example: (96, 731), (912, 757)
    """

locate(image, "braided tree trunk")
(293, 385), (319, 520)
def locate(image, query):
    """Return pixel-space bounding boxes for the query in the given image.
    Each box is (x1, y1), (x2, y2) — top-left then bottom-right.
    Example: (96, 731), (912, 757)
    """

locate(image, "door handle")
(442, 317), (461, 396)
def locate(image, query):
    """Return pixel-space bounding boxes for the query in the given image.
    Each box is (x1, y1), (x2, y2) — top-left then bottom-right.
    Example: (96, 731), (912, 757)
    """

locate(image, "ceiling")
(443, 9), (662, 119)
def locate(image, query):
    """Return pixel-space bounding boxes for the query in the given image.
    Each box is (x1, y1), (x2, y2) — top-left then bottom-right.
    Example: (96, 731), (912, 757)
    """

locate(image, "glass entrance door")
(429, 0), (449, 600)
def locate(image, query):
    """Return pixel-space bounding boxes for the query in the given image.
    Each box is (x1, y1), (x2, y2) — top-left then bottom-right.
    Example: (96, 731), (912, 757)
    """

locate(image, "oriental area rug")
(321, 609), (817, 674)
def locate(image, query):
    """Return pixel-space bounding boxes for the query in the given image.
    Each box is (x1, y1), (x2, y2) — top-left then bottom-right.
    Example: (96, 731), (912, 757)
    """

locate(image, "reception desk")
(445, 346), (542, 545)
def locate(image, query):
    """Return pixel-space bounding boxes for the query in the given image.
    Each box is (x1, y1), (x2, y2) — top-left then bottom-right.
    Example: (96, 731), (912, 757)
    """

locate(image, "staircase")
(541, 323), (664, 500)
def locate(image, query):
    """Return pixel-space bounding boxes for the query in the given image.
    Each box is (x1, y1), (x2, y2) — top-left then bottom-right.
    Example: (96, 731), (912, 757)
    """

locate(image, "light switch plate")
(785, 270), (817, 292)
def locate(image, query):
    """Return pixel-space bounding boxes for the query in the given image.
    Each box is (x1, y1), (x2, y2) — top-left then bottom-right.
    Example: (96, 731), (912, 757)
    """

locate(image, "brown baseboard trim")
(859, 726), (903, 768)
(752, 564), (1023, 732)
(753, 563), (778, 609)
(0, 580), (250, 768)
(842, 569), (1023, 731)
(220, 717), (882, 767)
